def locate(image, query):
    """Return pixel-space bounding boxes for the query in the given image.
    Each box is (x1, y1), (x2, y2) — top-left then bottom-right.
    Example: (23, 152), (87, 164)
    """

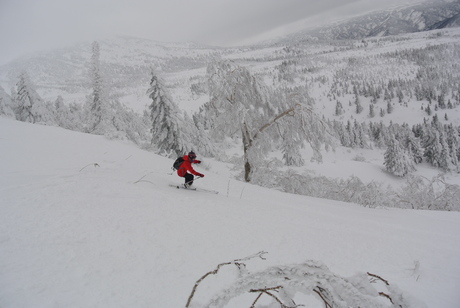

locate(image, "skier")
(177, 151), (204, 188)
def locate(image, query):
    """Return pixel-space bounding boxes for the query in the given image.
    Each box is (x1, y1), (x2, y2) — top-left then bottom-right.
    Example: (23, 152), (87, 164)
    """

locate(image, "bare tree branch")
(313, 287), (333, 308)
(185, 251), (267, 308)
(367, 272), (390, 285)
(378, 291), (394, 304)
(253, 105), (297, 140)
(249, 286), (302, 308)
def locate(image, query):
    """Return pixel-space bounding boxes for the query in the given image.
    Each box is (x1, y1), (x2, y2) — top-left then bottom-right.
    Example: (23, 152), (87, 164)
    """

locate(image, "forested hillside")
(1, 3), (460, 210)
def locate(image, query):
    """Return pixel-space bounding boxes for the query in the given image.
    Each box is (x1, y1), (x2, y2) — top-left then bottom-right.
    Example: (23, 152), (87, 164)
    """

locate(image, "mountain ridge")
(272, 0), (460, 45)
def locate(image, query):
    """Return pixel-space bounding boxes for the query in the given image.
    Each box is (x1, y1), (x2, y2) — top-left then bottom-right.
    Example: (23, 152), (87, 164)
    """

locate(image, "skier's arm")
(185, 163), (202, 177)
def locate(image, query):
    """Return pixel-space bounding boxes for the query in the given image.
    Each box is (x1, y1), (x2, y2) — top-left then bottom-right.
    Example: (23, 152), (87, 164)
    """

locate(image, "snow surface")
(1, 117), (460, 308)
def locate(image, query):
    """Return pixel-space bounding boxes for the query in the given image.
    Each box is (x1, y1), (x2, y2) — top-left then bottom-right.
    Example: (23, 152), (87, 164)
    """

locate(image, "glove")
(195, 160), (201, 164)
(198, 173), (204, 178)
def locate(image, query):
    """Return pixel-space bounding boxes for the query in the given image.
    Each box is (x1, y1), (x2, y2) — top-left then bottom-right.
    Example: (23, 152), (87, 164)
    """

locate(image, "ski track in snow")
(1, 117), (460, 308)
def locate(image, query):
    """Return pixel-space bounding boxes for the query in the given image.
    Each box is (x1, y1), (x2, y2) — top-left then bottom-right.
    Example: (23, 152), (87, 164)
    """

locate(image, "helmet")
(188, 151), (196, 159)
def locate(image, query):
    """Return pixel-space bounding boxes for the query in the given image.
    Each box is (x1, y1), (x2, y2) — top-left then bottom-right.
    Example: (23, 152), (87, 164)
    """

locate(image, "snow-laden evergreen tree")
(68, 102), (85, 132)
(446, 124), (460, 168)
(383, 88), (392, 102)
(353, 120), (367, 148)
(333, 120), (351, 147)
(423, 129), (443, 168)
(345, 120), (356, 147)
(356, 100), (363, 114)
(386, 101), (393, 114)
(182, 112), (217, 157)
(147, 73), (188, 156)
(425, 105), (432, 116)
(281, 128), (304, 167)
(14, 72), (35, 122)
(438, 130), (453, 171)
(86, 41), (110, 134)
(14, 72), (52, 123)
(384, 136), (415, 177)
(0, 85), (15, 118)
(206, 60), (333, 182)
(369, 103), (375, 118)
(354, 94), (363, 114)
(396, 88), (404, 104)
(54, 95), (71, 128)
(334, 100), (343, 116)
(404, 133), (424, 164)
(110, 100), (149, 145)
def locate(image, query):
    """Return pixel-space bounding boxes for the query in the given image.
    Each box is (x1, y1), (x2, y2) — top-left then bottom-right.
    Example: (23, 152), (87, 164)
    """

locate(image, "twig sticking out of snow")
(79, 163), (100, 172)
(133, 172), (154, 185)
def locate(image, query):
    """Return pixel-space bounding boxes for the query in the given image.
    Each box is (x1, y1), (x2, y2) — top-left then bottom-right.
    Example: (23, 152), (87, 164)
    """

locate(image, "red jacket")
(177, 155), (201, 177)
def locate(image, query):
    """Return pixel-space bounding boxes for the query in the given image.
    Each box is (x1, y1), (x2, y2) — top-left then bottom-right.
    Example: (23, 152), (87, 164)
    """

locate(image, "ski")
(169, 184), (196, 191)
(169, 184), (218, 194)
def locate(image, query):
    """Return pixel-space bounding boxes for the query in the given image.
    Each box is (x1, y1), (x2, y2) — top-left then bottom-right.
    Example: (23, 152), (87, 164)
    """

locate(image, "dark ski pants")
(184, 173), (194, 186)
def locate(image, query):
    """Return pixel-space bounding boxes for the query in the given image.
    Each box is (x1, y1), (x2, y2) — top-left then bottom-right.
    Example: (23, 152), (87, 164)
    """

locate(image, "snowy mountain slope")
(1, 117), (460, 307)
(1, 1), (459, 117)
(281, 0), (460, 42)
(430, 11), (460, 29)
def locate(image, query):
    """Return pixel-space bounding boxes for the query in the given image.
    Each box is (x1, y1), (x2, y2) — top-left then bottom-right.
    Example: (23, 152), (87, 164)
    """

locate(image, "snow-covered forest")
(1, 1), (460, 307)
(2, 27), (460, 210)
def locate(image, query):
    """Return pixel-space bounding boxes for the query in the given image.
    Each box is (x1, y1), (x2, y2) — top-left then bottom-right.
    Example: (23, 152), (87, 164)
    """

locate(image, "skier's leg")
(184, 173), (194, 187)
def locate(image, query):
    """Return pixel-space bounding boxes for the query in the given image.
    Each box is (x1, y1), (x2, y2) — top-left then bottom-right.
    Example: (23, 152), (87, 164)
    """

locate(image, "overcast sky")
(0, 0), (426, 65)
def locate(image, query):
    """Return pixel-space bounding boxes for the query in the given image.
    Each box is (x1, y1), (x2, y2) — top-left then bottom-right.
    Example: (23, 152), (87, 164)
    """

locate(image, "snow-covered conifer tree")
(334, 120), (350, 147)
(182, 112), (216, 157)
(147, 73), (188, 156)
(384, 88), (391, 102)
(345, 120), (356, 147)
(87, 41), (110, 134)
(54, 96), (70, 128)
(396, 88), (404, 103)
(387, 101), (393, 114)
(0, 85), (15, 118)
(404, 134), (424, 164)
(352, 120), (366, 148)
(281, 128), (304, 167)
(110, 100), (149, 145)
(14, 72), (51, 123)
(354, 95), (363, 114)
(446, 124), (460, 168)
(384, 136), (415, 177)
(334, 101), (343, 116)
(438, 130), (453, 170)
(424, 130), (443, 168)
(14, 72), (35, 122)
(68, 102), (85, 132)
(369, 103), (375, 118)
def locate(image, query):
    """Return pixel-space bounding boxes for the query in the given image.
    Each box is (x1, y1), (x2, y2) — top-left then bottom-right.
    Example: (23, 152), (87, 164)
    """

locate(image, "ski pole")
(185, 176), (202, 186)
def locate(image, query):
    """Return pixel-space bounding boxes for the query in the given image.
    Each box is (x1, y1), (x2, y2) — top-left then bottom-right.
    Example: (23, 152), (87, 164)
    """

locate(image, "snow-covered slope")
(1, 1), (459, 119)
(281, 0), (460, 42)
(1, 117), (459, 307)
